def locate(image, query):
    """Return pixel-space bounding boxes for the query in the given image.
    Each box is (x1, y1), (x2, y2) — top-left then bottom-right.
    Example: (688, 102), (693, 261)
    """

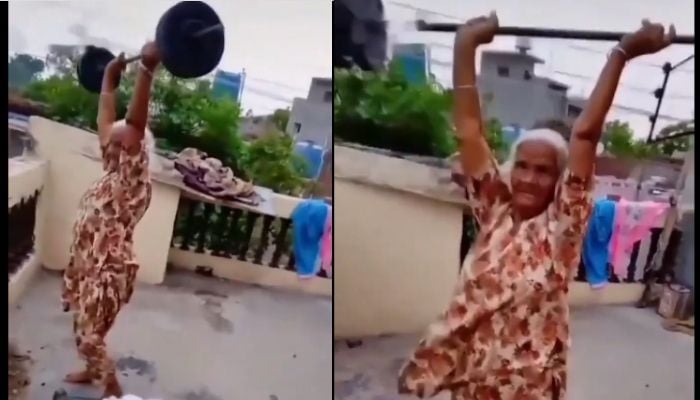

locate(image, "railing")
(170, 196), (331, 279)
(8, 190), (39, 278)
(573, 227), (681, 284)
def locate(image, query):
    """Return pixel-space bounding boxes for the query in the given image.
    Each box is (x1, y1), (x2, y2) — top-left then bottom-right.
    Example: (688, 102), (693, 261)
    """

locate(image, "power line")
(388, 1), (462, 22)
(564, 44), (695, 74)
(552, 70), (693, 100)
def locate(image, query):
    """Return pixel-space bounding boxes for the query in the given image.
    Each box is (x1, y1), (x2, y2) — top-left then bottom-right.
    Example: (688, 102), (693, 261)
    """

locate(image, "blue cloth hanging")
(582, 199), (617, 288)
(291, 200), (329, 278)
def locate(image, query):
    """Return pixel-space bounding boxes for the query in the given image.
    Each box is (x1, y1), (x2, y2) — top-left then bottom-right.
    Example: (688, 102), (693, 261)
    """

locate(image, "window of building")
(323, 91), (332, 103)
(497, 66), (509, 77)
(523, 70), (532, 80)
(567, 105), (582, 118)
(294, 122), (302, 133)
(548, 82), (567, 92)
(496, 66), (510, 78)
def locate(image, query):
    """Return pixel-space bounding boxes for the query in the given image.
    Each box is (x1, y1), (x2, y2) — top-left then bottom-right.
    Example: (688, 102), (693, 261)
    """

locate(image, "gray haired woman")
(399, 12), (676, 400)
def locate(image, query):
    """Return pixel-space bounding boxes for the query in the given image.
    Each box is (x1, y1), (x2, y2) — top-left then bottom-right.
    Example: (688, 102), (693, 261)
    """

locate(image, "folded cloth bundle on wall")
(174, 147), (260, 205)
(292, 200), (331, 279)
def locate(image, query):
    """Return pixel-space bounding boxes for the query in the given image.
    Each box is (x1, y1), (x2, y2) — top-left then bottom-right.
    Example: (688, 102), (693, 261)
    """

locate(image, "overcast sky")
(9, 1), (332, 115)
(9, 1), (694, 138)
(386, 0), (694, 138)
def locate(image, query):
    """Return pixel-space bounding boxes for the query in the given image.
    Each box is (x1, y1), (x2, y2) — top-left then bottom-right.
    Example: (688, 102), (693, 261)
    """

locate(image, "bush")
(22, 61), (307, 195)
(242, 131), (309, 196)
(334, 62), (456, 157)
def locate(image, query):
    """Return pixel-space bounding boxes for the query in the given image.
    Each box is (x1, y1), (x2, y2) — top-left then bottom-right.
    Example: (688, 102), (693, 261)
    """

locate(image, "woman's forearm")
(453, 42), (494, 178)
(97, 74), (119, 146)
(572, 50), (627, 142)
(453, 43), (484, 140)
(97, 92), (116, 146)
(125, 66), (154, 136)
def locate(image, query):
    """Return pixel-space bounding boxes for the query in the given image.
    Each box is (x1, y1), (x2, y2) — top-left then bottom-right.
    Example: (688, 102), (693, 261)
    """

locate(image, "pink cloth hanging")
(609, 199), (668, 280)
(320, 208), (333, 276)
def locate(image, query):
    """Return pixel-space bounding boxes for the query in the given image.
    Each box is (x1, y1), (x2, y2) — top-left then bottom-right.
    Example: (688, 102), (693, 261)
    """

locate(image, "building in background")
(287, 77), (332, 149)
(392, 43), (431, 84)
(477, 37), (569, 130)
(212, 69), (246, 103)
(286, 77), (333, 197)
(333, 0), (387, 71)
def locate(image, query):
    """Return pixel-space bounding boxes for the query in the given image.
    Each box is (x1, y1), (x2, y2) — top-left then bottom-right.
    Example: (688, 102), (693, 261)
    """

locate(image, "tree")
(603, 120), (660, 159)
(271, 108), (291, 132)
(656, 120), (692, 157)
(22, 59), (307, 195)
(242, 130), (308, 195)
(8, 54), (45, 89)
(484, 118), (506, 162)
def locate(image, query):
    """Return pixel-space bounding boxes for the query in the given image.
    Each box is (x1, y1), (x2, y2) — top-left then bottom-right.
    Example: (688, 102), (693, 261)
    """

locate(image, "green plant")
(603, 120), (661, 159)
(656, 120), (692, 156)
(334, 62), (455, 157)
(484, 118), (506, 162)
(9, 53), (45, 89)
(271, 108), (291, 132)
(242, 131), (308, 196)
(21, 53), (307, 195)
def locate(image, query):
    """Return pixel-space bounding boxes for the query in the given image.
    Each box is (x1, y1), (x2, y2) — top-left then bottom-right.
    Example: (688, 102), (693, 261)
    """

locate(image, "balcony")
(333, 144), (693, 399)
(8, 117), (331, 399)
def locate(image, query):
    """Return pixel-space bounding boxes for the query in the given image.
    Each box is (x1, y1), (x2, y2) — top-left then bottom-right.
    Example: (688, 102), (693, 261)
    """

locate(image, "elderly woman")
(61, 42), (160, 398)
(398, 13), (675, 400)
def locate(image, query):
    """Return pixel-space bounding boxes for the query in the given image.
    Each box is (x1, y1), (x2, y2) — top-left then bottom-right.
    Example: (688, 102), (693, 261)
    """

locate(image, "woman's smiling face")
(510, 140), (560, 218)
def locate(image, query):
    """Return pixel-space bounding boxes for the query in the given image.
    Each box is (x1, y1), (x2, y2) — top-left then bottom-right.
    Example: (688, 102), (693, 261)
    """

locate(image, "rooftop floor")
(9, 269), (332, 400)
(334, 306), (694, 400)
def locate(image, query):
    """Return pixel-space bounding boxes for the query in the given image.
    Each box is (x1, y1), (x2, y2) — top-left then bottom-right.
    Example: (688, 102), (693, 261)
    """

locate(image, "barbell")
(415, 20), (695, 44)
(77, 1), (225, 93)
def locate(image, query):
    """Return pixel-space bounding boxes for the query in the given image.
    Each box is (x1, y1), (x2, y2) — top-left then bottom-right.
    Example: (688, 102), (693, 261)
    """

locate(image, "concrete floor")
(9, 269), (332, 400)
(334, 306), (694, 400)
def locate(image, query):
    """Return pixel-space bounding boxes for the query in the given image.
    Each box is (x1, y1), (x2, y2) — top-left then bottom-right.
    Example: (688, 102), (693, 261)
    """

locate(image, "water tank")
(515, 37), (532, 54)
(294, 141), (326, 180)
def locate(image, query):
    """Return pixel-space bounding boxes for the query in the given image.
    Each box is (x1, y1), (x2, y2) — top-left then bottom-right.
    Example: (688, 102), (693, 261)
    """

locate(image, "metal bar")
(647, 129), (694, 145)
(415, 20), (695, 44)
(193, 23), (224, 37)
(646, 63), (672, 143)
(124, 55), (142, 64)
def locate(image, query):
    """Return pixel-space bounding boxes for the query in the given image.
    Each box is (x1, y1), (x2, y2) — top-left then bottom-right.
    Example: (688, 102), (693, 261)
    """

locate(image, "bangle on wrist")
(455, 83), (478, 90)
(609, 46), (629, 61)
(139, 61), (154, 77)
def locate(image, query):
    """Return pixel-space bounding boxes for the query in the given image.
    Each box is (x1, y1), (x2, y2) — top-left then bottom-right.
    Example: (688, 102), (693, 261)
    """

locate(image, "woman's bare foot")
(64, 370), (95, 384)
(102, 374), (124, 398)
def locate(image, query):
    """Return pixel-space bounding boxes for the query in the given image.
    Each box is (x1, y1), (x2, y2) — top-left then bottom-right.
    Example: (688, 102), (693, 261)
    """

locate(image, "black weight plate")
(77, 46), (117, 93)
(156, 1), (225, 79)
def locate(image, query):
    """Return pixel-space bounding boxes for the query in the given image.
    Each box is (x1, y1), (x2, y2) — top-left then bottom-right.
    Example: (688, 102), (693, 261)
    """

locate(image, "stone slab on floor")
(334, 306), (694, 400)
(9, 269), (332, 400)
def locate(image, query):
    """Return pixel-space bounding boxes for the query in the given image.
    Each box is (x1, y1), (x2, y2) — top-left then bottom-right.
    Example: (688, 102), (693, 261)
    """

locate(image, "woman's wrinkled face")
(510, 140), (560, 218)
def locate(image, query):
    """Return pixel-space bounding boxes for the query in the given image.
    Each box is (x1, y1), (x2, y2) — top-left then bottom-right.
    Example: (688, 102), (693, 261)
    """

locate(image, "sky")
(8, 1), (694, 138)
(385, 0), (695, 138)
(9, 1), (332, 116)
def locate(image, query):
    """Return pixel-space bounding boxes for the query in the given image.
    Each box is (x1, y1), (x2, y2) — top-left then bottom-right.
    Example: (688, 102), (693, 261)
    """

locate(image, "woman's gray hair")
(499, 128), (569, 187)
(113, 119), (157, 157)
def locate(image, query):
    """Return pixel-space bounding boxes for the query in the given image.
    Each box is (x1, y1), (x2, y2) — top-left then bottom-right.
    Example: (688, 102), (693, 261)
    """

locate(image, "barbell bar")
(415, 20), (695, 44)
(77, 1), (225, 93)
